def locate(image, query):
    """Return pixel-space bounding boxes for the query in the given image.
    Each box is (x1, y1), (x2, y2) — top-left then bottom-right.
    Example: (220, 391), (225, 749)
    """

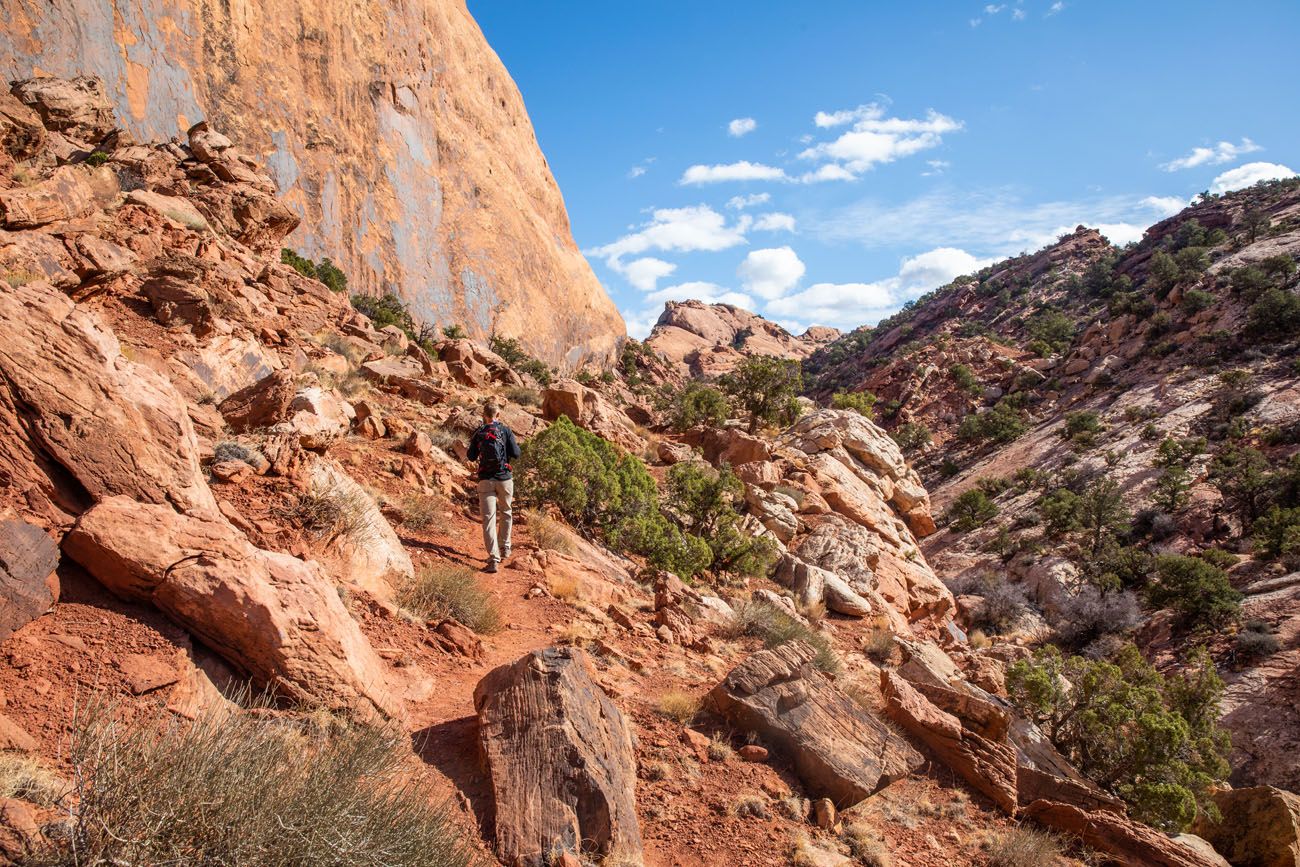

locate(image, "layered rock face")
(646, 300), (839, 378)
(1, 0), (624, 365)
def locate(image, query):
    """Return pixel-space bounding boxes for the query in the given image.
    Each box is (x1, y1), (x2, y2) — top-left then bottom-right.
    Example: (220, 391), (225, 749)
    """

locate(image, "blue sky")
(470, 1), (1300, 338)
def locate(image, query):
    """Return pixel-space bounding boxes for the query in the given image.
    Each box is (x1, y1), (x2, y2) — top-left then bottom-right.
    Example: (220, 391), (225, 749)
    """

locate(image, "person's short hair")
(482, 400), (499, 419)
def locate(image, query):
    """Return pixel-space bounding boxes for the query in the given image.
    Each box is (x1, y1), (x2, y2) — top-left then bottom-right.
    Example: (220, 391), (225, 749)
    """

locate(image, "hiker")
(467, 400), (521, 573)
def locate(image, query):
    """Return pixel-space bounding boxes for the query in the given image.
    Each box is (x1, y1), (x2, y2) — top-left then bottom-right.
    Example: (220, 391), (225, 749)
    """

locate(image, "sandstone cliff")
(646, 300), (839, 379)
(0, 0), (624, 365)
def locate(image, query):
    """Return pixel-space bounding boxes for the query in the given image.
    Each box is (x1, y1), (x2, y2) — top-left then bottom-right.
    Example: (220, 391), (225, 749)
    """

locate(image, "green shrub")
(946, 489), (998, 532)
(351, 292), (416, 335)
(1148, 250), (1181, 294)
(958, 399), (1028, 445)
(1007, 644), (1230, 831)
(1209, 444), (1275, 524)
(1182, 288), (1215, 314)
(1146, 555), (1241, 630)
(37, 702), (470, 867)
(1253, 506), (1300, 562)
(1026, 310), (1076, 353)
(487, 334), (552, 384)
(1247, 288), (1300, 339)
(397, 564), (502, 633)
(1230, 266), (1272, 302)
(950, 363), (980, 394)
(831, 390), (878, 417)
(891, 422), (931, 453)
(726, 600), (838, 673)
(85, 150), (110, 167)
(666, 462), (776, 578)
(281, 249), (348, 293)
(441, 324), (467, 340)
(661, 381), (730, 431)
(718, 356), (803, 433)
(1063, 410), (1102, 441)
(518, 417), (710, 578)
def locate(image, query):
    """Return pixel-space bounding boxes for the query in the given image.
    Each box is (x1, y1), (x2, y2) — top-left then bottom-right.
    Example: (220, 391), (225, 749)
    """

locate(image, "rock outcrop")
(64, 496), (402, 720)
(708, 641), (922, 808)
(1192, 786), (1300, 867)
(1024, 801), (1227, 867)
(646, 301), (838, 378)
(1, 4), (625, 364)
(0, 519), (59, 642)
(474, 646), (643, 867)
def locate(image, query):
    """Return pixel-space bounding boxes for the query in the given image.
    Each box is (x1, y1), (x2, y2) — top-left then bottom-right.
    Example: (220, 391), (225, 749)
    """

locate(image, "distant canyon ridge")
(1, 0), (625, 365)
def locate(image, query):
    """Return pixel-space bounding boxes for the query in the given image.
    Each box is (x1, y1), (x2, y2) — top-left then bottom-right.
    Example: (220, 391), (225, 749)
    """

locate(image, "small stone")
(681, 728), (711, 763)
(813, 797), (836, 829)
(739, 744), (769, 762)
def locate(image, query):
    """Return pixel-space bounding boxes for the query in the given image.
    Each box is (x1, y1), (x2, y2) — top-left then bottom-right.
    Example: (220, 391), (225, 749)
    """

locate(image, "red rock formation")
(646, 301), (838, 378)
(1, 2), (625, 365)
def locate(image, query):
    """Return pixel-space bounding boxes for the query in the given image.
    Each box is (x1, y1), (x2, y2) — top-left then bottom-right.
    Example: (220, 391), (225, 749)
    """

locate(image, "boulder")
(1025, 800), (1227, 867)
(126, 189), (212, 233)
(10, 76), (116, 143)
(708, 641), (922, 808)
(474, 647), (643, 867)
(305, 457), (414, 598)
(0, 166), (100, 229)
(139, 252), (222, 335)
(1192, 786), (1300, 867)
(774, 554), (873, 617)
(438, 339), (522, 387)
(0, 92), (45, 161)
(541, 380), (644, 453)
(0, 280), (215, 524)
(0, 519), (60, 642)
(63, 496), (402, 720)
(360, 357), (447, 405)
(218, 370), (297, 432)
(279, 385), (353, 450)
(880, 671), (1018, 814)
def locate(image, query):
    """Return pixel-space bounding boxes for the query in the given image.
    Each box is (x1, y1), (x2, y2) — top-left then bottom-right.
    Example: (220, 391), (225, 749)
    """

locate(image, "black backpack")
(478, 421), (511, 477)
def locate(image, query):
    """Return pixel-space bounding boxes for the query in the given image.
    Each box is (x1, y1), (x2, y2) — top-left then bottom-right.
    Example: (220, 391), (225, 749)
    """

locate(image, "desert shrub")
(1050, 585), (1142, 648)
(276, 484), (372, 542)
(399, 493), (439, 531)
(891, 422), (931, 453)
(1209, 443), (1274, 523)
(1198, 547), (1237, 570)
(1063, 410), (1103, 441)
(656, 691), (701, 723)
(1146, 554), (1241, 630)
(665, 462), (777, 578)
(1236, 621), (1281, 660)
(1231, 266), (1272, 302)
(1148, 250), (1182, 294)
(841, 823), (892, 866)
(1175, 246), (1211, 276)
(351, 292), (416, 336)
(831, 390), (878, 417)
(440, 323), (467, 340)
(524, 507), (574, 554)
(281, 249), (347, 293)
(502, 385), (541, 408)
(0, 753), (64, 805)
(661, 381), (729, 431)
(1182, 287), (1215, 314)
(1253, 506), (1300, 563)
(1039, 478), (1128, 556)
(970, 581), (1030, 634)
(731, 793), (769, 819)
(1086, 543), (1155, 592)
(983, 826), (1063, 867)
(1007, 644), (1230, 831)
(946, 489), (998, 532)
(718, 355), (803, 433)
(957, 399), (1028, 445)
(1247, 287), (1300, 339)
(1026, 310), (1076, 353)
(84, 149), (110, 167)
(212, 440), (265, 468)
(949, 363), (980, 394)
(396, 564), (502, 633)
(518, 417), (710, 578)
(726, 599), (838, 673)
(34, 703), (470, 867)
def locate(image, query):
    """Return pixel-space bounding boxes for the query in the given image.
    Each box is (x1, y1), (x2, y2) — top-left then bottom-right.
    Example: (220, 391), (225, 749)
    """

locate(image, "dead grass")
(656, 690), (701, 724)
(706, 737), (734, 762)
(729, 792), (769, 819)
(501, 386), (541, 408)
(28, 702), (470, 867)
(395, 564), (502, 634)
(427, 427), (461, 454)
(399, 493), (440, 531)
(725, 599), (840, 673)
(275, 483), (373, 543)
(0, 752), (65, 806)
(842, 822), (893, 867)
(862, 626), (896, 663)
(525, 507), (574, 554)
(983, 826), (1065, 867)
(547, 573), (583, 601)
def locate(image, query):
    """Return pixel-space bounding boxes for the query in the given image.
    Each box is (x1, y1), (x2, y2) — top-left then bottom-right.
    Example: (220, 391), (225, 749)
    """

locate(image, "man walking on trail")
(467, 401), (521, 573)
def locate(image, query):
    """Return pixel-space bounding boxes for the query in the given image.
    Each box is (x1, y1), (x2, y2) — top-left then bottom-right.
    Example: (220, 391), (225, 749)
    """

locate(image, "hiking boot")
(484, 559), (499, 574)
(502, 546), (512, 561)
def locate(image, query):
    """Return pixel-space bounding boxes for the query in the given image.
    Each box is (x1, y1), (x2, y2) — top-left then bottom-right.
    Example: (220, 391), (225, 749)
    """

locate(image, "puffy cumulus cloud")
(799, 164), (858, 183)
(727, 192), (771, 210)
(645, 281), (754, 309)
(737, 246), (806, 300)
(752, 212), (796, 232)
(728, 117), (757, 137)
(799, 103), (962, 180)
(679, 160), (787, 185)
(1210, 161), (1297, 194)
(619, 257), (677, 292)
(765, 246), (993, 330)
(1141, 195), (1189, 218)
(588, 205), (749, 263)
(1161, 138), (1262, 171)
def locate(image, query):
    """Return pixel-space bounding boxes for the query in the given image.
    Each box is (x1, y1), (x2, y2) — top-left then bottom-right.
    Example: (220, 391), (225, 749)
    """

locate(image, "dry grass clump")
(396, 564), (502, 634)
(706, 737), (734, 762)
(730, 792), (769, 819)
(276, 483), (373, 542)
(547, 573), (583, 601)
(502, 386), (541, 408)
(842, 822), (893, 867)
(656, 690), (701, 723)
(212, 440), (266, 468)
(525, 507), (574, 554)
(28, 703), (470, 867)
(862, 626), (896, 663)
(427, 427), (462, 454)
(0, 752), (65, 806)
(399, 493), (440, 531)
(725, 599), (840, 673)
(983, 826), (1065, 867)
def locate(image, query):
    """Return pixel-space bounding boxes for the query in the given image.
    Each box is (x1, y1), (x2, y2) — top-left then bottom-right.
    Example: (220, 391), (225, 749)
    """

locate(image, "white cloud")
(620, 257), (677, 292)
(753, 212), (796, 232)
(588, 205), (749, 263)
(737, 247), (806, 300)
(765, 246), (994, 330)
(1012, 8), (1026, 19)
(922, 159), (951, 177)
(1047, 1), (1065, 15)
(799, 103), (962, 179)
(727, 192), (771, 210)
(984, 4), (1005, 13)
(1141, 195), (1188, 218)
(645, 281), (754, 310)
(627, 165), (647, 179)
(799, 164), (859, 183)
(679, 160), (787, 185)
(1210, 161), (1298, 194)
(1161, 138), (1262, 171)
(728, 117), (757, 137)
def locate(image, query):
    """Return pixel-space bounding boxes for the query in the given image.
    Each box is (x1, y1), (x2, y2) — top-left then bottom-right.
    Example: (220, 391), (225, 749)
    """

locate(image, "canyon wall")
(1, 0), (624, 365)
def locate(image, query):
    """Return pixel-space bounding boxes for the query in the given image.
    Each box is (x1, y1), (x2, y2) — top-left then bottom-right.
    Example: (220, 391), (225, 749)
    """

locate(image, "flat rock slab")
(0, 519), (59, 642)
(474, 646), (643, 867)
(1025, 800), (1228, 867)
(708, 641), (922, 808)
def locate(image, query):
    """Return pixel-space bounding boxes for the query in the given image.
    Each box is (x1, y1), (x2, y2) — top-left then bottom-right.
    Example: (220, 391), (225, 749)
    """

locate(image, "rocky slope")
(645, 300), (839, 379)
(0, 0), (624, 365)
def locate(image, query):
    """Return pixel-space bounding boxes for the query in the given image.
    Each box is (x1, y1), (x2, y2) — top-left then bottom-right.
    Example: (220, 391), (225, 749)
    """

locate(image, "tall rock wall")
(1, 0), (624, 365)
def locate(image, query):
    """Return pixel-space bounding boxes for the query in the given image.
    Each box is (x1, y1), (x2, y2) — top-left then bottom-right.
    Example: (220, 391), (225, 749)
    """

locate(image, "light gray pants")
(477, 478), (513, 562)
